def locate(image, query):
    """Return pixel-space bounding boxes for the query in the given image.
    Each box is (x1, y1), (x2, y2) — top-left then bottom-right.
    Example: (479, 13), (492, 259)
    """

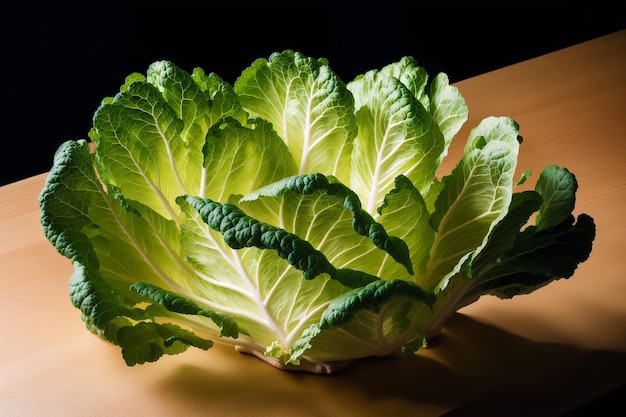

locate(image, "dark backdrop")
(3, 0), (625, 186)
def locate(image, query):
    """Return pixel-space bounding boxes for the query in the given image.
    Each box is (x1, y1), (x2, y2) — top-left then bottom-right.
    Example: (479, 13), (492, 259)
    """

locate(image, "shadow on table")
(154, 312), (626, 416)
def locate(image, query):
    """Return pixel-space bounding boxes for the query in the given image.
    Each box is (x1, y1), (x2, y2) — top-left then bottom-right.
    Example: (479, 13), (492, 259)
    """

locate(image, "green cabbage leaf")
(39, 51), (595, 373)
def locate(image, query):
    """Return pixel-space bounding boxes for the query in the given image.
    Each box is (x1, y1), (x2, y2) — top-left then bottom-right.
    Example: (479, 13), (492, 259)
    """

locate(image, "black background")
(3, 0), (625, 186)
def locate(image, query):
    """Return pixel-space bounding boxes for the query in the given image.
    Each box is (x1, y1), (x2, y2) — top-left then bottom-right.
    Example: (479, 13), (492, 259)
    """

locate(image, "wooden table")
(2, 30), (625, 416)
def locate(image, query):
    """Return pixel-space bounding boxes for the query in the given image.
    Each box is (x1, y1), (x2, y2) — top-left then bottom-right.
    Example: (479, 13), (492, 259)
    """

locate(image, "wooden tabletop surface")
(1, 30), (625, 417)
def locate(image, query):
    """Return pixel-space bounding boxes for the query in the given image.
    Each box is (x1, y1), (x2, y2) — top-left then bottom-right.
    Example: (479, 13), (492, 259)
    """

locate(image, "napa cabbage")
(39, 51), (595, 374)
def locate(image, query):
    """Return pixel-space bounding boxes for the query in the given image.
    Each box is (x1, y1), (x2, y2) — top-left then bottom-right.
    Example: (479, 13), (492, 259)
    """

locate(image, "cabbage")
(39, 51), (595, 374)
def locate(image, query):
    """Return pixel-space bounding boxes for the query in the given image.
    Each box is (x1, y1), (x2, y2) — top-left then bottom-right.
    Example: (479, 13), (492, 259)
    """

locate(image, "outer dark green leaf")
(469, 213), (595, 300)
(535, 165), (578, 231)
(289, 279), (435, 363)
(117, 322), (213, 366)
(130, 282), (246, 338)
